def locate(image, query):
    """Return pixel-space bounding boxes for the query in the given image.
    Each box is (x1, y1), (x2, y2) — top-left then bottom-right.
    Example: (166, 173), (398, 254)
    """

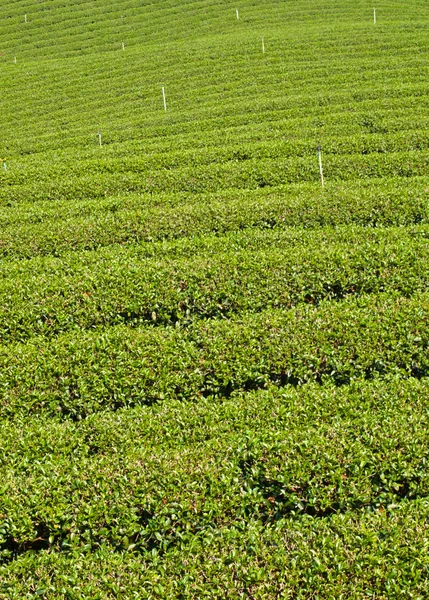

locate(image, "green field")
(1, 0), (429, 597)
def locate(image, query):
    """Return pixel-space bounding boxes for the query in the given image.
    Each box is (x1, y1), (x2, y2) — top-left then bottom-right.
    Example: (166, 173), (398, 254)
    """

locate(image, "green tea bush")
(1, 0), (429, 594)
(1, 225), (429, 341)
(1, 292), (429, 419)
(2, 379), (429, 596)
(0, 177), (428, 258)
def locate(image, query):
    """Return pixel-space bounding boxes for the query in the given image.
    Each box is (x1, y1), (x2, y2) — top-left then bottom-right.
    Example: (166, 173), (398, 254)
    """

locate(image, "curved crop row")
(0, 178), (428, 257)
(1, 227), (429, 341)
(1, 377), (429, 574)
(1, 292), (429, 418)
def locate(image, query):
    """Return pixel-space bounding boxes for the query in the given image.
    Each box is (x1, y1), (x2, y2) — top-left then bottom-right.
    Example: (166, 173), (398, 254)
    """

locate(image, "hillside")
(1, 0), (429, 597)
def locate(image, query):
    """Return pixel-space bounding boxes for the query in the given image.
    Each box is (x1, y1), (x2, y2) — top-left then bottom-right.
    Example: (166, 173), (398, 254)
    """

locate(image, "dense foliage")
(1, 0), (429, 597)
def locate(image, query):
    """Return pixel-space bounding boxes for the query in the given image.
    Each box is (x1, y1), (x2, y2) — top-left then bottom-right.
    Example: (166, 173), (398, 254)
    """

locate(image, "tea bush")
(1, 0), (429, 595)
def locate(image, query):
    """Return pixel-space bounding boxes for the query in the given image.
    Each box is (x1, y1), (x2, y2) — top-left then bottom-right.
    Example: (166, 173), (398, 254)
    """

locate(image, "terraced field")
(1, 0), (429, 597)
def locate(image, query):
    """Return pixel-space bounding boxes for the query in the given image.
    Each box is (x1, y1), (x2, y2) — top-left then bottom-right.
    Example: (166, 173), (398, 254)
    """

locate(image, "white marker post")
(122, 41), (125, 51)
(262, 37), (265, 54)
(14, 56), (16, 64)
(24, 14), (27, 22)
(162, 86), (167, 111)
(374, 8), (376, 24)
(98, 132), (102, 147)
(236, 8), (239, 19)
(317, 145), (324, 188)
(2, 159), (6, 171)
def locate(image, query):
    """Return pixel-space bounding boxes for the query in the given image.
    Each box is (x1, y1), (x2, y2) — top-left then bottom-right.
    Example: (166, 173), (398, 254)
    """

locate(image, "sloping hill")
(1, 0), (429, 596)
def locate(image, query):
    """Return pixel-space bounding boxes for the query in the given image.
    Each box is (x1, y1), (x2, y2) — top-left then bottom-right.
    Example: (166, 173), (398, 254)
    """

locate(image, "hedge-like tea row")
(3, 503), (429, 598)
(1, 377), (429, 596)
(3, 93), (427, 166)
(1, 150), (429, 204)
(1, 227), (429, 341)
(2, 292), (429, 418)
(2, 0), (429, 594)
(1, 177), (429, 257)
(4, 128), (429, 184)
(2, 0), (428, 60)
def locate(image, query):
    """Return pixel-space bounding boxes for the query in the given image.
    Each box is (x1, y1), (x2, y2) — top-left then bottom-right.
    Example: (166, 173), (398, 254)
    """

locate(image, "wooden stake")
(98, 132), (102, 147)
(24, 14), (27, 22)
(374, 8), (376, 24)
(317, 146), (324, 188)
(262, 37), (265, 53)
(236, 8), (239, 20)
(162, 86), (167, 111)
(2, 159), (6, 171)
(122, 41), (125, 51)
(14, 56), (16, 64)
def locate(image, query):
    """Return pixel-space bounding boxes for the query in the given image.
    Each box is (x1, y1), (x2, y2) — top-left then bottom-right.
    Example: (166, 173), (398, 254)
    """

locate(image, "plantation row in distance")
(1, 0), (429, 597)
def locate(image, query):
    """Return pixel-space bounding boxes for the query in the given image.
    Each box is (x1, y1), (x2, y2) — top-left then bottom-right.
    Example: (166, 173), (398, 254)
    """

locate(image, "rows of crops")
(1, 0), (429, 597)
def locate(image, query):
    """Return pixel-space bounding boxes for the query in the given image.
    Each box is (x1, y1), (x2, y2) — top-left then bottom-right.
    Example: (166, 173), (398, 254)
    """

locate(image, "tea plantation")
(1, 0), (429, 597)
